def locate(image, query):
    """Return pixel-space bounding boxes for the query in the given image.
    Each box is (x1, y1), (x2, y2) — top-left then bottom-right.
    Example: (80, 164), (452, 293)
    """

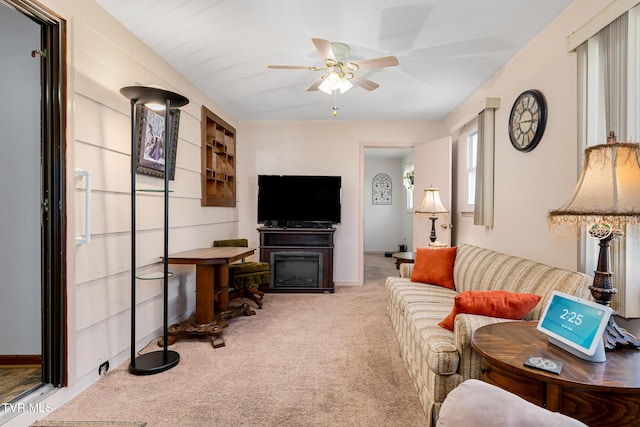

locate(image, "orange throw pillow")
(438, 290), (542, 331)
(410, 247), (457, 290)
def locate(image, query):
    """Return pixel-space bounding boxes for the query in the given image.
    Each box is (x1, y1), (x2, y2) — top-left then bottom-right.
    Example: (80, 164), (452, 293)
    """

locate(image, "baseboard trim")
(0, 355), (42, 366)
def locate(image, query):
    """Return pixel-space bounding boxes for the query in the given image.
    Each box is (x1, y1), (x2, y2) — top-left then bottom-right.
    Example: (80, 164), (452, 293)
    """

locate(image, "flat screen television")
(257, 175), (341, 226)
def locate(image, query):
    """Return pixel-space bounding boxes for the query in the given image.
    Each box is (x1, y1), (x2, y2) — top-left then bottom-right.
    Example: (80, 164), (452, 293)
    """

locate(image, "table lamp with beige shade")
(548, 138), (640, 350)
(415, 186), (449, 244)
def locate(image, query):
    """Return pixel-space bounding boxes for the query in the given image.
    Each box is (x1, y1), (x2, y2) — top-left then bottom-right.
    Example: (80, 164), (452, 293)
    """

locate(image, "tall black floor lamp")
(120, 85), (189, 375)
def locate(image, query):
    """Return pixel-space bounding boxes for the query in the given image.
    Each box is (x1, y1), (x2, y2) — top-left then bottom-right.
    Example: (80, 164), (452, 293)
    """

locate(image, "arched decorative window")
(372, 173), (392, 205)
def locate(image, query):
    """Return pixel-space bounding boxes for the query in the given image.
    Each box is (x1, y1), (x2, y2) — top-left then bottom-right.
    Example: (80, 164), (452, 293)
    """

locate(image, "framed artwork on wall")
(372, 173), (392, 205)
(135, 104), (180, 180)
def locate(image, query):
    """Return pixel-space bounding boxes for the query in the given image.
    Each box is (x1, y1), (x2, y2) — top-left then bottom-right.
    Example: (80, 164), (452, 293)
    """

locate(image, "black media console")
(258, 227), (335, 293)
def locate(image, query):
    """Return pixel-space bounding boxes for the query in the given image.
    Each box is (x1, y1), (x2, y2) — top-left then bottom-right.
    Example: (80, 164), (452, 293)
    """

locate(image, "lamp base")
(590, 234), (640, 351)
(602, 316), (640, 351)
(429, 216), (438, 243)
(129, 350), (179, 375)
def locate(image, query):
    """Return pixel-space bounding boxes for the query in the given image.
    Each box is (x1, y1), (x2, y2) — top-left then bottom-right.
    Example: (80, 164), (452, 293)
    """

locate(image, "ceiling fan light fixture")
(325, 58), (338, 67)
(318, 70), (345, 94)
(327, 70), (341, 85)
(338, 79), (353, 94)
(318, 82), (333, 95)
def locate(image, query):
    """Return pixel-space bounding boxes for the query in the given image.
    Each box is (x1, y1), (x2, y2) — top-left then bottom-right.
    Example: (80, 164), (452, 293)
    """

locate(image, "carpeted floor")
(35, 253), (426, 426)
(31, 422), (146, 427)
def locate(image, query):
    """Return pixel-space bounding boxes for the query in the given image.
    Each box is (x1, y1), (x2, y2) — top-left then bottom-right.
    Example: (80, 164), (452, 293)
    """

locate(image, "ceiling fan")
(268, 38), (399, 94)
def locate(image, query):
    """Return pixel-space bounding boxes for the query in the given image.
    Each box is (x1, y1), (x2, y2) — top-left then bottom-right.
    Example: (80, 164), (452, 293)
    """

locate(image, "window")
(466, 131), (478, 206)
(577, 6), (640, 317)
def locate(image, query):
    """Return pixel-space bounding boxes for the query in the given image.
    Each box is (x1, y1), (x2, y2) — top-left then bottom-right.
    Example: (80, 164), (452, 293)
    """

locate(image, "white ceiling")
(96, 0), (573, 121)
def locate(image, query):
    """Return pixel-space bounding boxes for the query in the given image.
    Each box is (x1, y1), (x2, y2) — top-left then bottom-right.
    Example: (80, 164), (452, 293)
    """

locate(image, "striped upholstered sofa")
(385, 244), (592, 426)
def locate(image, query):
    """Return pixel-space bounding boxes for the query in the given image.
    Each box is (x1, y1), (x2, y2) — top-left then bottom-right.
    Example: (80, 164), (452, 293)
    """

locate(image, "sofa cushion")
(404, 302), (459, 375)
(452, 244), (592, 319)
(387, 279), (458, 316)
(410, 247), (457, 290)
(438, 291), (541, 331)
(229, 261), (270, 274)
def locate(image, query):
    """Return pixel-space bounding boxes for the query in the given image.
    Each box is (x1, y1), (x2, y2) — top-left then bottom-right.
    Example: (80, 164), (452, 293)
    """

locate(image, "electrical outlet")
(98, 361), (109, 376)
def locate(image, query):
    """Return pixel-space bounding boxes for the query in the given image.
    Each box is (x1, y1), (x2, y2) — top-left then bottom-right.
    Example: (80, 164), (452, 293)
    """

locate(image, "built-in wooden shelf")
(201, 106), (236, 207)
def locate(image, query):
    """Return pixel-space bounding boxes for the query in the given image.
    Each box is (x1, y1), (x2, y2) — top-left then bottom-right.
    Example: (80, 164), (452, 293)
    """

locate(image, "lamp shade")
(119, 85), (189, 108)
(416, 186), (448, 215)
(549, 142), (640, 227)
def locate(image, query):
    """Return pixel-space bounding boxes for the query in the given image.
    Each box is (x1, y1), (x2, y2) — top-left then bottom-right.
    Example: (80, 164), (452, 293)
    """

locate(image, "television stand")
(258, 227), (335, 293)
(266, 221), (334, 229)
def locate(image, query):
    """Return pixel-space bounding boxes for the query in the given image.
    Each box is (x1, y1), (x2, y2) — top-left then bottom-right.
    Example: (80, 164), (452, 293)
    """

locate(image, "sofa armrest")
(399, 263), (414, 278)
(437, 379), (587, 426)
(453, 313), (513, 379)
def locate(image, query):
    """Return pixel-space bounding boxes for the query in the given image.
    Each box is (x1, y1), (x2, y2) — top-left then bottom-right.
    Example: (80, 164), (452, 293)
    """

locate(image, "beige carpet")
(31, 422), (146, 426)
(37, 254), (427, 426)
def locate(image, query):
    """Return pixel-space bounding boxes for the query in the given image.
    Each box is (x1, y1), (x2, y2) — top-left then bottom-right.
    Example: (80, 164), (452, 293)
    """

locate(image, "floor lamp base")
(129, 350), (180, 375)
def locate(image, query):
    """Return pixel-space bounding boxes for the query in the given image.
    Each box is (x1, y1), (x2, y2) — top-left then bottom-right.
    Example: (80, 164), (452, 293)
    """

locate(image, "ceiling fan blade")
(312, 38), (335, 61)
(349, 75), (380, 91)
(268, 65), (314, 70)
(306, 77), (324, 91)
(350, 56), (399, 70)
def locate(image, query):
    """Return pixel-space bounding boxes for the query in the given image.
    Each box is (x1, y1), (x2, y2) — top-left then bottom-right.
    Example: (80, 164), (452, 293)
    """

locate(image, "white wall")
(446, 0), (616, 270)
(238, 121), (444, 284)
(363, 156), (406, 253)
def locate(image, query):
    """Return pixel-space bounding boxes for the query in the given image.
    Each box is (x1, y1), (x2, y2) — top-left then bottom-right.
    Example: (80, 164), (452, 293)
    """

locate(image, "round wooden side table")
(391, 251), (416, 270)
(471, 321), (640, 427)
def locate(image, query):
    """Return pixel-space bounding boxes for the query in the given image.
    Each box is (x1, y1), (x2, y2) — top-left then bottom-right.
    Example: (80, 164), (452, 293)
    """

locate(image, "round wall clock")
(508, 89), (547, 152)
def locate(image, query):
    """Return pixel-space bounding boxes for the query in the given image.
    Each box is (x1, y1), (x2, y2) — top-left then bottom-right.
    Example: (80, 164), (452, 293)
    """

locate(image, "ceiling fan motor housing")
(330, 42), (350, 64)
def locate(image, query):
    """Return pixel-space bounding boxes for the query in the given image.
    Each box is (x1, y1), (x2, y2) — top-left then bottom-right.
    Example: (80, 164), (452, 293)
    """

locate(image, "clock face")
(508, 90), (547, 152)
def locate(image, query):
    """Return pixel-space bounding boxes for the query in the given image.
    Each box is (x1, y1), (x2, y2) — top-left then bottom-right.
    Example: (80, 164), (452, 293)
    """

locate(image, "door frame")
(358, 141), (415, 285)
(5, 0), (68, 387)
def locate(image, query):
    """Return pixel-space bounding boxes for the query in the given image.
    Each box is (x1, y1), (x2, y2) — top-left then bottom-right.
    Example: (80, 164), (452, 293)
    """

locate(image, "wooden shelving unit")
(201, 106), (236, 207)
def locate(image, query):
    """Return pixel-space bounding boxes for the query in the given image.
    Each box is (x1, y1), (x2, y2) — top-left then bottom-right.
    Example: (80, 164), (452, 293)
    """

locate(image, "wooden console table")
(166, 246), (255, 347)
(471, 321), (640, 426)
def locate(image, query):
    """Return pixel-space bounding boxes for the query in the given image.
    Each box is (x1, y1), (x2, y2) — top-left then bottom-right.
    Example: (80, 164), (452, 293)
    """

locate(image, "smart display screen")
(537, 291), (612, 356)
